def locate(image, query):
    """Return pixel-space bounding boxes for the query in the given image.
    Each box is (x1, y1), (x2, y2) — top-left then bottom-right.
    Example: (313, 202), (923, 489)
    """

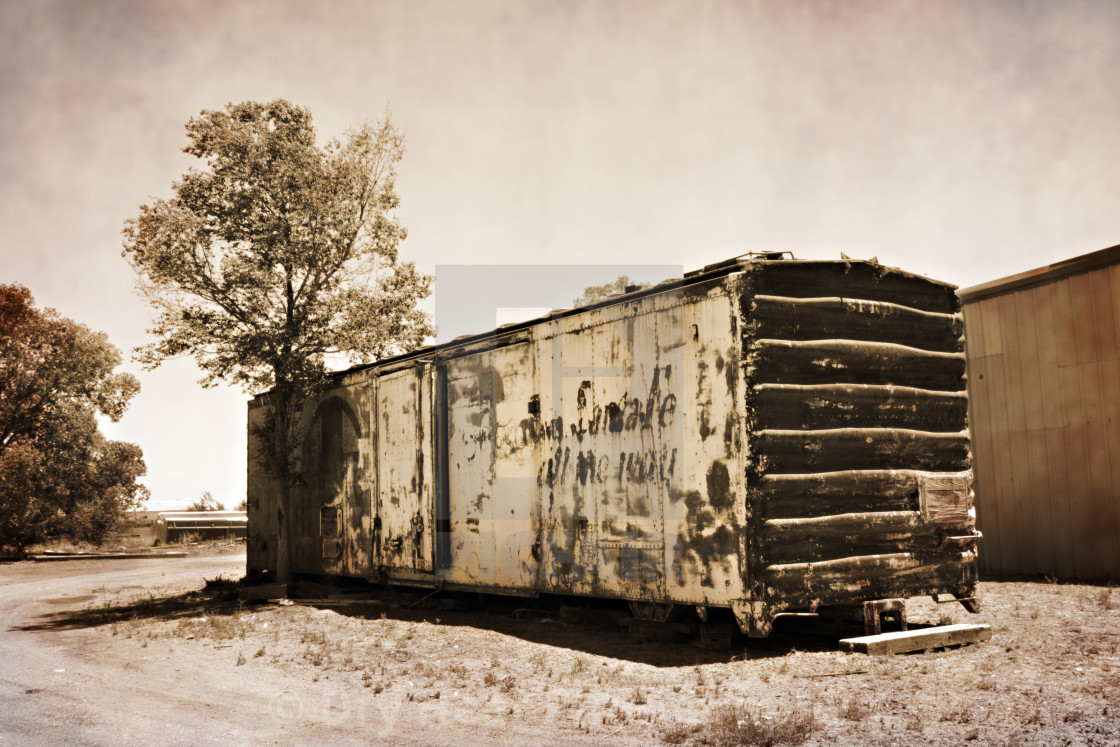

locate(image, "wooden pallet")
(840, 623), (992, 655)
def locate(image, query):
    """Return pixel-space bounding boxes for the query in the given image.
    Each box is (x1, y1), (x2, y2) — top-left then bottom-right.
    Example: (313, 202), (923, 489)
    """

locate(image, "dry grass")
(716, 703), (815, 746)
(59, 577), (1120, 745)
(838, 694), (874, 722)
(1098, 584), (1117, 611)
(30, 535), (153, 554)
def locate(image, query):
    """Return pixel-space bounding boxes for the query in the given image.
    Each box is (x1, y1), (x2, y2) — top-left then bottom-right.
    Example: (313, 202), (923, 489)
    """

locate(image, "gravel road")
(0, 554), (275, 746)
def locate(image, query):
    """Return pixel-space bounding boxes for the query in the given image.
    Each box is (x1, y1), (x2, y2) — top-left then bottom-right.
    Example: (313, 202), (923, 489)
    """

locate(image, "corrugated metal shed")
(960, 244), (1120, 580)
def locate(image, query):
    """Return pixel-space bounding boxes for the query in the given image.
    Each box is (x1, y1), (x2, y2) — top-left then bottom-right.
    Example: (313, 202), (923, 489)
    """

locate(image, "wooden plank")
(919, 474), (974, 526)
(749, 339), (966, 391)
(287, 598), (381, 607)
(753, 383), (968, 431)
(749, 295), (963, 352)
(840, 624), (992, 655)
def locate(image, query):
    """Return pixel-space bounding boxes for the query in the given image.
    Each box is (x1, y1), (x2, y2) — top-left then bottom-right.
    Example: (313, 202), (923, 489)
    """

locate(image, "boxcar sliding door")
(443, 346), (541, 592)
(375, 369), (434, 572)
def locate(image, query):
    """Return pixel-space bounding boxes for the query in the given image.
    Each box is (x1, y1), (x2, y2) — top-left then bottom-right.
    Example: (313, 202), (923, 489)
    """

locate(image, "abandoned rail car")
(154, 511), (247, 545)
(247, 255), (981, 636)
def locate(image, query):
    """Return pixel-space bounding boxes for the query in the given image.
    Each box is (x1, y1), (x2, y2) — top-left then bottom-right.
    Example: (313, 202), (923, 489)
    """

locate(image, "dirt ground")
(2, 551), (1118, 746)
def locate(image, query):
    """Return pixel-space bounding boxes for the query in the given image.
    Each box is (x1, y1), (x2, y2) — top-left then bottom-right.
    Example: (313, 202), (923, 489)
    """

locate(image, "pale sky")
(2, 0), (1118, 509)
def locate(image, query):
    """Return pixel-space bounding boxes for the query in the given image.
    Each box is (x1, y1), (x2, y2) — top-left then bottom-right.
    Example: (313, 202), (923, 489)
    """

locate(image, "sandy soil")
(2, 552), (1118, 746)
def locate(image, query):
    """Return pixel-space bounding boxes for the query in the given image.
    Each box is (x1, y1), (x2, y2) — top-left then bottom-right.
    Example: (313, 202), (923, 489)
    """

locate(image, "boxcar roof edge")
(247, 254), (954, 403)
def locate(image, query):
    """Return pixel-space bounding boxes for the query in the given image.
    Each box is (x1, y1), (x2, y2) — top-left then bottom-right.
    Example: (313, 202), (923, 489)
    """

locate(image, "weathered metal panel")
(443, 345), (543, 591)
(506, 285), (747, 606)
(666, 289), (744, 604)
(375, 370), (432, 571)
(444, 360), (493, 586)
(576, 306), (668, 602)
(487, 345), (542, 589)
(539, 322), (599, 596)
(300, 392), (368, 577)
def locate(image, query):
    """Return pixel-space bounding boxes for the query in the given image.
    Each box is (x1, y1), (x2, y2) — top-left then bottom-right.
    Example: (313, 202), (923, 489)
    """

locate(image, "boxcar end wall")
(248, 257), (981, 636)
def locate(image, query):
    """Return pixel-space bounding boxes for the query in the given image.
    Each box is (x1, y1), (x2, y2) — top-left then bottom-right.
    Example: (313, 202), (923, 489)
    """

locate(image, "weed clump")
(660, 720), (701, 744)
(839, 694), (875, 722)
(665, 702), (815, 746)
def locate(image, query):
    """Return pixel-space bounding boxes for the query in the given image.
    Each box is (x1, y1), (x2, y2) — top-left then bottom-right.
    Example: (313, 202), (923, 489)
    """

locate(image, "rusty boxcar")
(247, 255), (981, 636)
(154, 511), (247, 545)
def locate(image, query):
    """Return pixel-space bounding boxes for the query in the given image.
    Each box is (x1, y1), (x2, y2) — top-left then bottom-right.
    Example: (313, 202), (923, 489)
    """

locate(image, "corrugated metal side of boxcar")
(736, 260), (978, 637)
(437, 277), (747, 605)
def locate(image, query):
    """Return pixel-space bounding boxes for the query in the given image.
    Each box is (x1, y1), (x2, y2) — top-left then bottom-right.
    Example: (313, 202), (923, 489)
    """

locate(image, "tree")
(187, 491), (225, 512)
(1, 284), (138, 457)
(572, 275), (649, 307)
(0, 285), (148, 555)
(122, 99), (434, 582)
